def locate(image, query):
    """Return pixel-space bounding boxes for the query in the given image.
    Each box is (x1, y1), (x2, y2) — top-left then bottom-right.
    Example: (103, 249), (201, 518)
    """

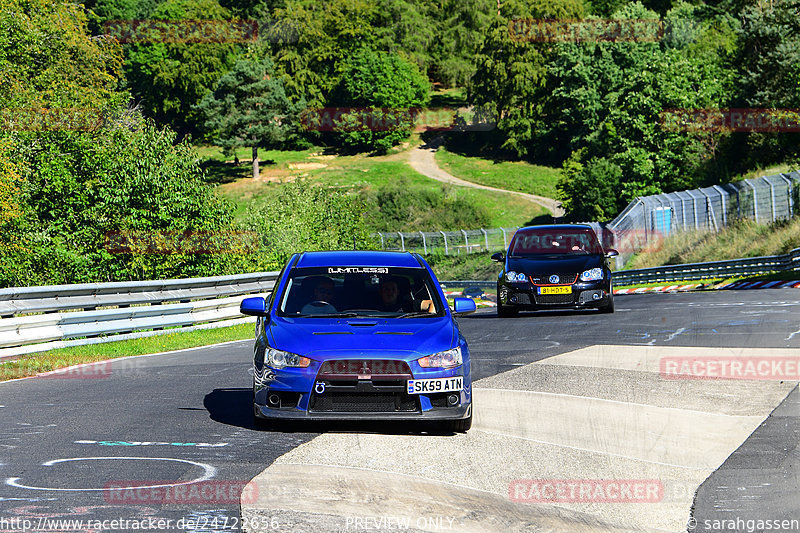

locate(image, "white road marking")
(6, 457), (216, 492)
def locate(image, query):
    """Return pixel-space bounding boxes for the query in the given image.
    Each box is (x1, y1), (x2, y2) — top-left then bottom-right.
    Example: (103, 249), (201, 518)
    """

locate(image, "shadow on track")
(203, 388), (463, 436)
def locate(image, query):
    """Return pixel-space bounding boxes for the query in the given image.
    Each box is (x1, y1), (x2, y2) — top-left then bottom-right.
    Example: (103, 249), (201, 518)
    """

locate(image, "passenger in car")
(377, 277), (436, 314)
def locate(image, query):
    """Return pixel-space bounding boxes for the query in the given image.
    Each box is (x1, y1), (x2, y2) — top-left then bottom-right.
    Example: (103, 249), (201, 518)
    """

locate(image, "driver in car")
(301, 276), (338, 314)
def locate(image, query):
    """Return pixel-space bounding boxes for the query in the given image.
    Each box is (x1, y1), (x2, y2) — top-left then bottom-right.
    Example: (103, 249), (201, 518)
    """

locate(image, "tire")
(599, 295), (615, 314)
(497, 301), (518, 318)
(448, 414), (472, 433)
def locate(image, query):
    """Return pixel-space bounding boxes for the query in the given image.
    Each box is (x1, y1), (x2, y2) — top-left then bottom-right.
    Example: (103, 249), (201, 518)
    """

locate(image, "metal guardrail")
(442, 247), (800, 289)
(611, 247), (800, 286)
(0, 272), (279, 359)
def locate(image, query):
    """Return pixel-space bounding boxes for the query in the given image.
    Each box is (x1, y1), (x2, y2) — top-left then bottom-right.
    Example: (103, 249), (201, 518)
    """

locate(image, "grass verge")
(0, 323), (254, 382)
(215, 147), (549, 229)
(434, 146), (561, 199)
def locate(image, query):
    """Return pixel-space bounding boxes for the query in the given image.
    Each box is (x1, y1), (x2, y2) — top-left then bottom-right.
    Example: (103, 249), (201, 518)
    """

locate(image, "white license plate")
(407, 377), (463, 395)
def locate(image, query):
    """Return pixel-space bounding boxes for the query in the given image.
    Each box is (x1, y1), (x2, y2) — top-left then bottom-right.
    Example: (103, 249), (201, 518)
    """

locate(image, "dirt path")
(406, 139), (565, 217)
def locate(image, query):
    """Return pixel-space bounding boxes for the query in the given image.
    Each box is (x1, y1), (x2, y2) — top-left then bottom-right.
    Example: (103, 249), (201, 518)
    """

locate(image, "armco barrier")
(442, 247), (800, 289)
(0, 272), (279, 359)
(611, 247), (800, 286)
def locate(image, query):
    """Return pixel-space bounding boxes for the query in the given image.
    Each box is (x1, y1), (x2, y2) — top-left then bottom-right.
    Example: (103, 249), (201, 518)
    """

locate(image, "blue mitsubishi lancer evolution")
(239, 250), (477, 432)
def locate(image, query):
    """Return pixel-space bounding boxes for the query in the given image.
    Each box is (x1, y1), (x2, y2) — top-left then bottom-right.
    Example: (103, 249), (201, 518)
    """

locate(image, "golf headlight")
(505, 271), (528, 283)
(267, 348), (311, 369)
(580, 268), (604, 281)
(418, 346), (462, 369)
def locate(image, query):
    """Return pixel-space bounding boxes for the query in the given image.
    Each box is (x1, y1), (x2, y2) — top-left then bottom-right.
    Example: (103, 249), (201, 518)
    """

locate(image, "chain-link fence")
(374, 227), (520, 255)
(373, 222), (610, 256)
(608, 171), (800, 265)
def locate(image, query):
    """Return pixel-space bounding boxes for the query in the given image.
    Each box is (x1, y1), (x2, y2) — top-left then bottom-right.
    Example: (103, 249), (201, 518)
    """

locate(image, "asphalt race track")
(0, 289), (798, 532)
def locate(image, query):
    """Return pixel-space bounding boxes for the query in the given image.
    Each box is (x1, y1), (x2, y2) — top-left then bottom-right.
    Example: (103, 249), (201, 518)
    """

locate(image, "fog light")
(592, 292), (602, 300)
(447, 394), (459, 406)
(267, 393), (281, 408)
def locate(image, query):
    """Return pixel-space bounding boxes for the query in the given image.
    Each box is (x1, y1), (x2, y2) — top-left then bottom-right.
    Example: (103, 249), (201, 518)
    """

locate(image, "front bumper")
(254, 402), (471, 421)
(499, 281), (612, 309)
(254, 363), (472, 421)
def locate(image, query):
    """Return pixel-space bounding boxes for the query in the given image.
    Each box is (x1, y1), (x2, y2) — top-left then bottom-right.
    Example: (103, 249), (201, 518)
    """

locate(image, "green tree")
(265, 0), (380, 108)
(197, 57), (296, 179)
(245, 180), (374, 271)
(732, 0), (800, 168)
(122, 0), (239, 136)
(468, 0), (587, 158)
(326, 47), (430, 153)
(550, 3), (736, 220)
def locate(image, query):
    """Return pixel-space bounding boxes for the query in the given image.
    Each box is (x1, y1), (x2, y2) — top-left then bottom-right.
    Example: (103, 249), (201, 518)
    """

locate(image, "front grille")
(318, 359), (412, 380)
(531, 273), (578, 285)
(535, 293), (575, 305)
(309, 392), (419, 413)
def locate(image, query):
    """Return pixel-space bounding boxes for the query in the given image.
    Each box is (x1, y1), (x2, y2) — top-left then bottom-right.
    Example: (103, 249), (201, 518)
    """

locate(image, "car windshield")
(509, 228), (604, 256)
(277, 266), (444, 318)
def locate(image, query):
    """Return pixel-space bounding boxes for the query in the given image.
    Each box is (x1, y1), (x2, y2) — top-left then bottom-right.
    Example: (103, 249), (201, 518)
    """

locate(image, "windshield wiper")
(397, 311), (436, 318)
(300, 312), (360, 318)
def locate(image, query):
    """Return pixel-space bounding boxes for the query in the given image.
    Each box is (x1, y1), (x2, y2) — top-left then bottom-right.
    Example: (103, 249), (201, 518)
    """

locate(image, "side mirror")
(491, 252), (505, 262)
(605, 249), (619, 257)
(240, 297), (268, 317)
(452, 297), (477, 315)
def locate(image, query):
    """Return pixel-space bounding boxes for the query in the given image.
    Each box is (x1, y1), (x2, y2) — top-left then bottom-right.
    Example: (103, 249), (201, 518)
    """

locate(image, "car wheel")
(448, 414), (472, 432)
(599, 295), (615, 313)
(497, 302), (518, 318)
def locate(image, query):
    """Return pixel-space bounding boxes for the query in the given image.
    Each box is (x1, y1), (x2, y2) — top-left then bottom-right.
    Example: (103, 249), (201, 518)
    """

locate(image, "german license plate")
(539, 286), (572, 295)
(407, 377), (463, 395)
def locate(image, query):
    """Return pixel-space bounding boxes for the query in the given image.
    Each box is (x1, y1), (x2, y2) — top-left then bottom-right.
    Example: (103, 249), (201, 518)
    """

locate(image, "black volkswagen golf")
(492, 224), (618, 317)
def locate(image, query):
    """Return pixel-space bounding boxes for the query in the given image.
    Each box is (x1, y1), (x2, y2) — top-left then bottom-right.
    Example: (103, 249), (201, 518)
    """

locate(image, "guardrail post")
(481, 228), (488, 251)
(461, 229), (469, 254)
(439, 231), (448, 255)
(398, 232), (405, 251)
(378, 232), (385, 250)
(419, 231), (427, 254)
(501, 228), (508, 249)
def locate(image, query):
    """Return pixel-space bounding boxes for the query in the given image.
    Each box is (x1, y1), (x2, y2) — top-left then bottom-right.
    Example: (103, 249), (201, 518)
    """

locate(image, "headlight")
(418, 346), (462, 369)
(267, 348), (311, 369)
(505, 271), (528, 283)
(580, 268), (604, 282)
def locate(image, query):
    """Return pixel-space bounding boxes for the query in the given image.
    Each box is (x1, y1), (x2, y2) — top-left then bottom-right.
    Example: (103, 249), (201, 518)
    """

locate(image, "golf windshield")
(277, 267), (444, 317)
(509, 228), (604, 256)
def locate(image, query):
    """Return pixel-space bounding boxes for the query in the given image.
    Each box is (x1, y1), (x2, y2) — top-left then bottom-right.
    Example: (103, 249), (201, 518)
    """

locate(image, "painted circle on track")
(6, 457), (216, 492)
